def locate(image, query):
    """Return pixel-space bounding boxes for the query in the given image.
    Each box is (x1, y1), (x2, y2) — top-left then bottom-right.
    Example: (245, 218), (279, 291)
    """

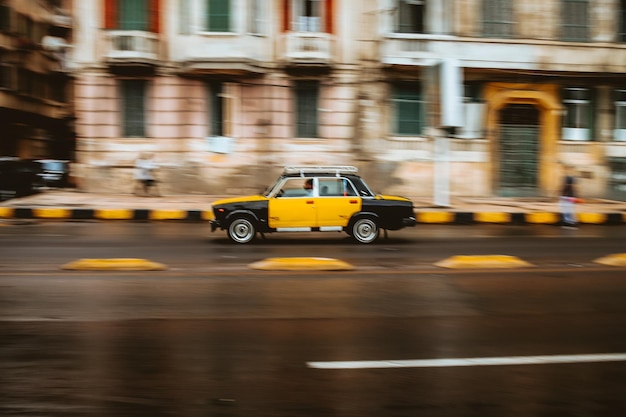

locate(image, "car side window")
(276, 178), (315, 198)
(318, 178), (358, 197)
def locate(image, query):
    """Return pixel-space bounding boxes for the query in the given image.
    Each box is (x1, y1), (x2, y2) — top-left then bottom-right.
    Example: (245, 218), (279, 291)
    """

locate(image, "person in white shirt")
(134, 153), (160, 196)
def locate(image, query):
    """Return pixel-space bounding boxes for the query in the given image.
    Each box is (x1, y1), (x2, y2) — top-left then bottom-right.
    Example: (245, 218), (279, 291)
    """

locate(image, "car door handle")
(350, 200), (358, 204)
(306, 200), (314, 204)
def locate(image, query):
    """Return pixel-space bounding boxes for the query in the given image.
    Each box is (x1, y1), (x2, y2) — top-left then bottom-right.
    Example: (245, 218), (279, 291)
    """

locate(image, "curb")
(0, 207), (624, 224)
(61, 258), (168, 271)
(435, 255), (533, 269)
(249, 257), (354, 271)
(594, 253), (626, 267)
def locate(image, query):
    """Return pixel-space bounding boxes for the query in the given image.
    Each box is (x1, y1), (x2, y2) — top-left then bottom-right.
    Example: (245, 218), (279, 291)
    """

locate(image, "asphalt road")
(1, 222), (626, 416)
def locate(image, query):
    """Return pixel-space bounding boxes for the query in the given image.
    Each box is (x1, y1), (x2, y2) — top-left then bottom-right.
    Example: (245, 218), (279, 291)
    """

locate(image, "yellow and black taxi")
(210, 166), (416, 244)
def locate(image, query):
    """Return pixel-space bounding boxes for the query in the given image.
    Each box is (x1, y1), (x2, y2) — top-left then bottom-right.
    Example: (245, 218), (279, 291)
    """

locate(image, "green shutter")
(296, 82), (319, 138)
(207, 0), (231, 32)
(482, 0), (513, 38)
(561, 0), (589, 42)
(394, 84), (423, 135)
(120, 0), (149, 31)
(122, 80), (146, 137)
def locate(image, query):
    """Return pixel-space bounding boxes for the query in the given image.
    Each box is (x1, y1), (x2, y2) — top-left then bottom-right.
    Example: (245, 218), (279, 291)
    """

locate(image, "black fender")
(224, 210), (270, 232)
(347, 212), (380, 230)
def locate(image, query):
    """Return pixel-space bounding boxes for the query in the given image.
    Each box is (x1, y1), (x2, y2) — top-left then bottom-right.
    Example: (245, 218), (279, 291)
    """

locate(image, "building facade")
(0, 0), (74, 160)
(72, 0), (626, 200)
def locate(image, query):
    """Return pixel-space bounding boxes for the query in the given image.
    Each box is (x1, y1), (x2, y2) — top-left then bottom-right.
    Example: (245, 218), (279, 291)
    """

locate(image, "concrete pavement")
(1, 188), (626, 225)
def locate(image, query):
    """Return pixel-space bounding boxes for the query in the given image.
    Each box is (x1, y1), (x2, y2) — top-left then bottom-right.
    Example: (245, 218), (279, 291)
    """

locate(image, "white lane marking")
(307, 353), (626, 369)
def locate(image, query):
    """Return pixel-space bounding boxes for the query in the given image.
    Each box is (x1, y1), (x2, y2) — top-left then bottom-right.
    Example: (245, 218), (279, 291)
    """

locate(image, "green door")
(498, 104), (540, 197)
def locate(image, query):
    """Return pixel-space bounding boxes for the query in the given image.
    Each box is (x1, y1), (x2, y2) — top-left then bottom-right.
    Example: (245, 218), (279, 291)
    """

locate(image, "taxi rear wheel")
(351, 217), (379, 244)
(227, 217), (256, 244)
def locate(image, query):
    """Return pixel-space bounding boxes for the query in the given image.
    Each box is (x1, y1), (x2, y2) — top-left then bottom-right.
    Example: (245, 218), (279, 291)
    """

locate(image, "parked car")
(0, 157), (40, 200)
(211, 166), (416, 244)
(32, 159), (71, 188)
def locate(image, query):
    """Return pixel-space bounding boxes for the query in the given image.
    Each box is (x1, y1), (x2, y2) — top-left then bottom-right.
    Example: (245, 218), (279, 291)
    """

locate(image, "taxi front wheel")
(351, 217), (379, 244)
(228, 217), (256, 244)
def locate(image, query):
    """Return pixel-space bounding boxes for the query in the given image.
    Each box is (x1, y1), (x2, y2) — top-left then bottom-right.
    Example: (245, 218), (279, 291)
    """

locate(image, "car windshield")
(42, 161), (64, 171)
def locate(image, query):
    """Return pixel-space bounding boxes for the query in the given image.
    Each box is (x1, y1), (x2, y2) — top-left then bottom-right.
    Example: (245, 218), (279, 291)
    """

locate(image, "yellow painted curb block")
(0, 207), (13, 218)
(578, 213), (606, 224)
(435, 255), (533, 269)
(61, 258), (168, 271)
(149, 209), (187, 220)
(417, 212), (455, 224)
(95, 209), (134, 220)
(202, 210), (215, 221)
(249, 257), (354, 271)
(526, 212), (559, 224)
(475, 212), (511, 223)
(33, 208), (71, 219)
(594, 253), (626, 267)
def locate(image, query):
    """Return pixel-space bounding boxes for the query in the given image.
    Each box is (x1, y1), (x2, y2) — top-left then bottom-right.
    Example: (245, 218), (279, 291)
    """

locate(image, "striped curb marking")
(435, 255), (533, 269)
(0, 207), (624, 224)
(249, 257), (354, 271)
(594, 253), (626, 267)
(61, 258), (168, 271)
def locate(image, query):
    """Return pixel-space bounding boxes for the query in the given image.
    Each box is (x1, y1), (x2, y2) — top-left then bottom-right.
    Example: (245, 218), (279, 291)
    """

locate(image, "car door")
(268, 177), (317, 230)
(314, 177), (361, 230)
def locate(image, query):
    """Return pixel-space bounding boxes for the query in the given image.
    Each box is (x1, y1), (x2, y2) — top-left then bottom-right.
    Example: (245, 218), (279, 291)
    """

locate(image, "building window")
(396, 0), (425, 34)
(293, 0), (324, 32)
(248, 0), (265, 34)
(121, 80), (147, 137)
(562, 87), (591, 141)
(0, 64), (14, 90)
(561, 0), (589, 42)
(392, 83), (424, 136)
(619, 0), (626, 42)
(206, 0), (231, 32)
(119, 0), (149, 30)
(0, 3), (11, 32)
(482, 0), (513, 38)
(614, 90), (626, 141)
(295, 81), (319, 138)
(209, 82), (224, 136)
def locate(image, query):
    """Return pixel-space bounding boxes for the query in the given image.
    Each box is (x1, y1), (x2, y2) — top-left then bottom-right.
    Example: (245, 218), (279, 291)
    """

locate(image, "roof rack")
(283, 165), (359, 177)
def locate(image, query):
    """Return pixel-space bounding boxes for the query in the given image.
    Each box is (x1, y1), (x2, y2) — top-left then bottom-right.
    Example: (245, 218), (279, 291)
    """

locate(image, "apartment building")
(0, 0), (74, 160)
(72, 0), (626, 199)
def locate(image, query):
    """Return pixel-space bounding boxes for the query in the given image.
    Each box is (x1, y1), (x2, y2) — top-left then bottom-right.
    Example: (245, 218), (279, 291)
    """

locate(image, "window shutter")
(283, 0), (290, 31)
(104, 0), (117, 29)
(325, 0), (333, 34)
(122, 80), (146, 137)
(150, 0), (160, 33)
(207, 0), (230, 32)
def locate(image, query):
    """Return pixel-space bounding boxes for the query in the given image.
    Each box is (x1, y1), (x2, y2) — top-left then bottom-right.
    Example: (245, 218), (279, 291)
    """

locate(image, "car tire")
(351, 217), (379, 244)
(227, 217), (256, 244)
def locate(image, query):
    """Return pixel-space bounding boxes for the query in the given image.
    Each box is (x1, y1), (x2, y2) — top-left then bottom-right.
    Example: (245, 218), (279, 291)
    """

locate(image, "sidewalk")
(1, 188), (626, 224)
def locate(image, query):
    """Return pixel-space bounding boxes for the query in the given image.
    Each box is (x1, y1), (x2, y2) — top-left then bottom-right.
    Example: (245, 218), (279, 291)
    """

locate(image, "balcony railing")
(50, 8), (73, 28)
(381, 33), (626, 72)
(282, 32), (334, 65)
(105, 31), (159, 64)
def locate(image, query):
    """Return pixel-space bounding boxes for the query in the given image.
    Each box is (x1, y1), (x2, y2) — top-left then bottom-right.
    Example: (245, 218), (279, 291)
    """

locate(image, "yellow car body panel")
(314, 197), (361, 227)
(378, 195), (412, 202)
(212, 195), (268, 206)
(268, 198), (316, 228)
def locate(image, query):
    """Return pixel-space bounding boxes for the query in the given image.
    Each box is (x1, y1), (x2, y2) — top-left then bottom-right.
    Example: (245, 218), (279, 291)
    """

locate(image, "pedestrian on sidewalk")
(559, 166), (577, 228)
(133, 153), (160, 197)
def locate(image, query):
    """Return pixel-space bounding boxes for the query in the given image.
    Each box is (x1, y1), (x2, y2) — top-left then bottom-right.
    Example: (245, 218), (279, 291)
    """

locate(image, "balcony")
(104, 31), (160, 73)
(381, 34), (626, 73)
(50, 8), (73, 29)
(176, 35), (267, 77)
(280, 32), (335, 68)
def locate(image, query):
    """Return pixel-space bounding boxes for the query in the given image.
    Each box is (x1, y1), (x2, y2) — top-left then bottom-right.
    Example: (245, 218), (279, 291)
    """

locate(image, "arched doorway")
(497, 104), (540, 196)
(484, 83), (562, 197)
